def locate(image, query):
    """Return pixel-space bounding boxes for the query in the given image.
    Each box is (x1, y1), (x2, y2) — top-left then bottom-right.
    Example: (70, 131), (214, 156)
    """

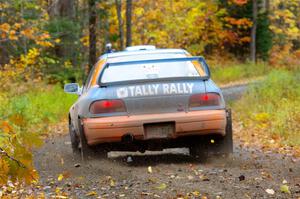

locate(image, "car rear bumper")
(82, 110), (226, 145)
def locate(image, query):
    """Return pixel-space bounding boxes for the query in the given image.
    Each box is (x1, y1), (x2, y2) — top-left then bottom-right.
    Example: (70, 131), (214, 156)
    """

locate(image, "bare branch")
(0, 147), (26, 168)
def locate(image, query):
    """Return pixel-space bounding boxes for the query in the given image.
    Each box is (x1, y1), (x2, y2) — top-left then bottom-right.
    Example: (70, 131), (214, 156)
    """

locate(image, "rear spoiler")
(98, 56), (211, 86)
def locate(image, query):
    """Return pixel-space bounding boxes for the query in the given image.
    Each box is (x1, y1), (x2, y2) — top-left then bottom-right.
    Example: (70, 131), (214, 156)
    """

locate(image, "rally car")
(64, 45), (233, 159)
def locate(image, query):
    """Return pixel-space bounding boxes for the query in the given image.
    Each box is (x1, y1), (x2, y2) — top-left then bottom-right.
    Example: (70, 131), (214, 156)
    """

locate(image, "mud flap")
(69, 123), (80, 154)
(77, 118), (107, 161)
(213, 109), (233, 155)
(189, 109), (233, 159)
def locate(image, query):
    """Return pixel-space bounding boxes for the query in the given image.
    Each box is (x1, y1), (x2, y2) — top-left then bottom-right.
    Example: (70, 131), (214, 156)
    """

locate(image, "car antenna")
(105, 43), (113, 53)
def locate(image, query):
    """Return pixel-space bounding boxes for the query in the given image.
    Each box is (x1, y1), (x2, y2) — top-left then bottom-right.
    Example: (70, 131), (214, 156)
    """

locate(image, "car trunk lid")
(111, 80), (205, 115)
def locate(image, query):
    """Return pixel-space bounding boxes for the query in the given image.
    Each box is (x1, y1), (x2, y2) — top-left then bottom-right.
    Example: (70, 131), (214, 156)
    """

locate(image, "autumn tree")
(219, 0), (272, 61)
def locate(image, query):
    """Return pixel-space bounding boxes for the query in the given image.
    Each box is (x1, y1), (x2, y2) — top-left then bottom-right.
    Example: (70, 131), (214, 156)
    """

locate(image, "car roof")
(99, 48), (189, 63)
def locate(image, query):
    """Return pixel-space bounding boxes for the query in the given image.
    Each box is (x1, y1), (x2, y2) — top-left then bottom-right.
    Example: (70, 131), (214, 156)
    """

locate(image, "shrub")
(0, 83), (76, 184)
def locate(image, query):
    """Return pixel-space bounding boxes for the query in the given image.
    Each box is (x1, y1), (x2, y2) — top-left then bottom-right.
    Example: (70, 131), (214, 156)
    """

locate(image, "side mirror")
(64, 83), (81, 95)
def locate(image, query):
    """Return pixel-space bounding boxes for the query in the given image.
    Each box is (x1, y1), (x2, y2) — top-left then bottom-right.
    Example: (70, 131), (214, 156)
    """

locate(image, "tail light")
(189, 93), (221, 108)
(90, 99), (126, 114)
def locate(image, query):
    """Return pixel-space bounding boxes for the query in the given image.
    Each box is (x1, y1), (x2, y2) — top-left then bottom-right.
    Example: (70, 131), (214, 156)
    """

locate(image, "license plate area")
(144, 122), (175, 139)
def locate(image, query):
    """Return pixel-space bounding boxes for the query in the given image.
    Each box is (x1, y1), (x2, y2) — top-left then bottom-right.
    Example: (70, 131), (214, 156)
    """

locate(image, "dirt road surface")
(33, 85), (300, 198)
(34, 133), (300, 198)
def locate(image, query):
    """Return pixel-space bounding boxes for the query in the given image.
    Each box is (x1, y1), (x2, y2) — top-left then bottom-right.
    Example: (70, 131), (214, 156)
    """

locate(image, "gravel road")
(33, 85), (300, 198)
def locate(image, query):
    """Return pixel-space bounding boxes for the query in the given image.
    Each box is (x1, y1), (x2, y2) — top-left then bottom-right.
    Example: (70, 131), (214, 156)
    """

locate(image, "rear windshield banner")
(116, 83), (194, 98)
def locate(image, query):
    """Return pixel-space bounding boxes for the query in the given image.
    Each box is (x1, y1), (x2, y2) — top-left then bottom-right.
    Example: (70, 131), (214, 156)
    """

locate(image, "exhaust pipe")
(122, 134), (134, 143)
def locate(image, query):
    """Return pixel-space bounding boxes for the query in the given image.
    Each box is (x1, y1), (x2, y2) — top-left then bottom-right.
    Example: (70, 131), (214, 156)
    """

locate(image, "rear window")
(100, 60), (208, 83)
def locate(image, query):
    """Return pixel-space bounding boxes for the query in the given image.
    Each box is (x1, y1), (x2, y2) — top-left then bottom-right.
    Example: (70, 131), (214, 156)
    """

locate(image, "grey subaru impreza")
(64, 45), (233, 158)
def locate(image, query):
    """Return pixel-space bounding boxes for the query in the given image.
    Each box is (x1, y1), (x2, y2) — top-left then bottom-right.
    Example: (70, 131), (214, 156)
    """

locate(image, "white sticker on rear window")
(116, 83), (194, 98)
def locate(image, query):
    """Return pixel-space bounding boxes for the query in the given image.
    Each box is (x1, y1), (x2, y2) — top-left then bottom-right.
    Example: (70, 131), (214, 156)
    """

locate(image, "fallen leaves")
(57, 174), (64, 182)
(57, 172), (71, 182)
(199, 174), (210, 181)
(85, 191), (97, 197)
(156, 183), (167, 190)
(280, 185), (291, 194)
(265, 188), (275, 195)
(191, 191), (200, 197)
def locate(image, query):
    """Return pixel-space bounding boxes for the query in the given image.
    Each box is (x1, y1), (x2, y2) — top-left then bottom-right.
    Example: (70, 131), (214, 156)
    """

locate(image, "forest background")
(0, 0), (299, 189)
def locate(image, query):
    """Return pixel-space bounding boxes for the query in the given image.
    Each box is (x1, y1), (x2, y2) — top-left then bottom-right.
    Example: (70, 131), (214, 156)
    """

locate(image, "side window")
(82, 59), (106, 93)
(82, 65), (96, 93)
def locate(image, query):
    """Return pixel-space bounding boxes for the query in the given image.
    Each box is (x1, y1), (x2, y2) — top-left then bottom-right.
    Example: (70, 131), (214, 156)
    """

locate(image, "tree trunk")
(250, 0), (257, 63)
(126, 0), (132, 47)
(265, 0), (270, 12)
(88, 0), (97, 71)
(115, 0), (124, 50)
(48, 0), (75, 19)
(47, 0), (76, 61)
(261, 0), (269, 13)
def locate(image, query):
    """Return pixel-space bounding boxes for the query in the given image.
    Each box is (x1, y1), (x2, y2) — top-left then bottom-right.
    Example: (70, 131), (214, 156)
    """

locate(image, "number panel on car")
(144, 122), (175, 139)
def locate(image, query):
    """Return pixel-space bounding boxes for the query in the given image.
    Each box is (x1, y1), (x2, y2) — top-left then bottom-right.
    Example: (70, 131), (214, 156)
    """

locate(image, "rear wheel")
(189, 109), (233, 158)
(216, 109), (233, 155)
(77, 119), (107, 160)
(69, 123), (80, 154)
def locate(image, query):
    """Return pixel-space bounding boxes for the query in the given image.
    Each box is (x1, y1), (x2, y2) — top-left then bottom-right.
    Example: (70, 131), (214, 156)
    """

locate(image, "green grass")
(0, 83), (77, 151)
(233, 70), (300, 146)
(0, 84), (77, 128)
(210, 62), (269, 84)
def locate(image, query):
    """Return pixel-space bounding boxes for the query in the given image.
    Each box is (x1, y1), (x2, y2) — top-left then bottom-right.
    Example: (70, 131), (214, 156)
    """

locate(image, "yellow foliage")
(270, 0), (300, 43)
(36, 40), (54, 48)
(20, 28), (35, 39)
(240, 36), (251, 43)
(0, 47), (44, 91)
(0, 23), (10, 32)
(8, 30), (18, 40)
(80, 35), (89, 47)
(37, 32), (51, 40)
(55, 38), (61, 43)
(269, 44), (300, 69)
(0, 121), (13, 134)
(14, 23), (21, 29)
(64, 60), (72, 69)
(224, 17), (252, 27)
(0, 159), (10, 184)
(254, 112), (270, 123)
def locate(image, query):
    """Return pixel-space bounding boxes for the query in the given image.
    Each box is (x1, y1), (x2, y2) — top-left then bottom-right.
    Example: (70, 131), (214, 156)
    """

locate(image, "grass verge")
(233, 70), (300, 156)
(210, 62), (269, 84)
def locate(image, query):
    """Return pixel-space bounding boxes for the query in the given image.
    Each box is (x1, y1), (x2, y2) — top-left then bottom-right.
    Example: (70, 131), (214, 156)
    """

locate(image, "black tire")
(77, 119), (94, 160)
(221, 109), (234, 154)
(69, 123), (80, 153)
(210, 109), (233, 155)
(77, 119), (107, 161)
(189, 109), (233, 158)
